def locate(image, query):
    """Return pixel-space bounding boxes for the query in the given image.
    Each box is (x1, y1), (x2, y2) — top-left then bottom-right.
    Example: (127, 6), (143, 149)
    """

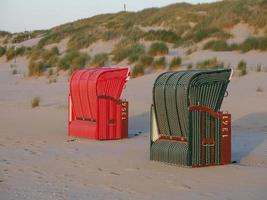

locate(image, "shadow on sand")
(128, 111), (267, 164)
(128, 111), (150, 138)
(232, 112), (267, 163)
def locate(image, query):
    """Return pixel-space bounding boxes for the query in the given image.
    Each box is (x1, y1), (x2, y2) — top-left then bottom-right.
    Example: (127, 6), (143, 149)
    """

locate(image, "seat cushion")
(151, 140), (189, 166)
(69, 120), (97, 139)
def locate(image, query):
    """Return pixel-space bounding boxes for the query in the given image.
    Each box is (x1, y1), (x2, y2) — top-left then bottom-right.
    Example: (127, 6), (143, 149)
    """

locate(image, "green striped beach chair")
(150, 69), (233, 167)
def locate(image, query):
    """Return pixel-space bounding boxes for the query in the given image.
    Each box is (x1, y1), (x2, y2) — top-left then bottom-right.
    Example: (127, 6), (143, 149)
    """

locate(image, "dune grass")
(139, 55), (154, 67)
(6, 46), (27, 61)
(204, 37), (267, 52)
(152, 57), (166, 69)
(0, 31), (11, 37)
(11, 30), (46, 43)
(59, 50), (90, 74)
(0, 46), (6, 57)
(38, 32), (65, 47)
(28, 61), (46, 76)
(112, 43), (145, 63)
(48, 77), (57, 84)
(112, 48), (130, 63)
(196, 58), (224, 69)
(47, 68), (54, 77)
(4, 0), (267, 79)
(27, 47), (63, 76)
(67, 32), (96, 49)
(203, 40), (234, 51)
(31, 97), (40, 108)
(237, 60), (247, 76)
(132, 63), (145, 78)
(169, 57), (182, 70)
(256, 64), (262, 72)
(11, 69), (18, 75)
(91, 53), (109, 67)
(6, 47), (16, 61)
(11, 0), (267, 54)
(256, 86), (264, 93)
(149, 42), (169, 56)
(144, 30), (181, 44)
(240, 37), (267, 52)
(128, 44), (145, 63)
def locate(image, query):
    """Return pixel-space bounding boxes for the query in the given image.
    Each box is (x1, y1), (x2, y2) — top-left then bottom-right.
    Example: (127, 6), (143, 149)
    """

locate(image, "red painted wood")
(189, 105), (221, 119)
(69, 67), (129, 140)
(121, 101), (128, 139)
(159, 135), (188, 143)
(189, 106), (232, 167)
(221, 113), (232, 165)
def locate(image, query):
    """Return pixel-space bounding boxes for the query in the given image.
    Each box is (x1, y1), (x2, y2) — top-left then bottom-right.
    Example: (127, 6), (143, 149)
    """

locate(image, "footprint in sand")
(32, 171), (45, 182)
(103, 184), (123, 192)
(96, 168), (121, 176)
(30, 150), (38, 155)
(1, 159), (11, 165)
(182, 184), (192, 190)
(24, 148), (39, 156)
(32, 169), (43, 176)
(109, 171), (120, 176)
(0, 143), (5, 147)
(105, 185), (135, 195)
(109, 186), (123, 192)
(97, 167), (103, 171)
(172, 183), (192, 190)
(71, 161), (79, 168)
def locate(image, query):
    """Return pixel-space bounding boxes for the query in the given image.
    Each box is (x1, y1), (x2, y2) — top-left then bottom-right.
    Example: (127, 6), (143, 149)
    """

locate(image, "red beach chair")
(68, 67), (129, 140)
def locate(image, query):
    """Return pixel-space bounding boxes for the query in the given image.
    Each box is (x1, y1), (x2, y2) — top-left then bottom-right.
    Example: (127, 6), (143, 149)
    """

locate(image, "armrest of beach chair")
(189, 105), (231, 167)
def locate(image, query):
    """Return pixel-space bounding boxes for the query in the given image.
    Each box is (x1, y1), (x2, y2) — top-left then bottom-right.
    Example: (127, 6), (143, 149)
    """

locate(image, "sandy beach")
(0, 55), (267, 199)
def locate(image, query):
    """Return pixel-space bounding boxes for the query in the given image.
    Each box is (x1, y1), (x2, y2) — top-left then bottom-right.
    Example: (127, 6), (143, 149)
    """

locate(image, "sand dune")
(226, 23), (263, 45)
(186, 50), (267, 70)
(0, 58), (267, 199)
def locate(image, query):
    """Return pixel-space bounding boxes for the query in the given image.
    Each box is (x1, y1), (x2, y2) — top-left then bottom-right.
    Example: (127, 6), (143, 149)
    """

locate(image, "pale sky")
(0, 0), (219, 33)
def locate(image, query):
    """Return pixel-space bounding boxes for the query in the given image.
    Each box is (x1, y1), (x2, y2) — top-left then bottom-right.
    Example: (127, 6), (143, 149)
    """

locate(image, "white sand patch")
(44, 37), (69, 54)
(188, 21), (197, 28)
(3, 37), (42, 49)
(196, 37), (218, 50)
(227, 23), (265, 44)
(17, 37), (42, 47)
(136, 25), (167, 32)
(80, 39), (119, 57)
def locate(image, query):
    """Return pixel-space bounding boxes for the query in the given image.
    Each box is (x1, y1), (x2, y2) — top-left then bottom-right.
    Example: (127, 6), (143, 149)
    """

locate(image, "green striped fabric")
(151, 140), (189, 166)
(189, 110), (222, 166)
(150, 69), (231, 167)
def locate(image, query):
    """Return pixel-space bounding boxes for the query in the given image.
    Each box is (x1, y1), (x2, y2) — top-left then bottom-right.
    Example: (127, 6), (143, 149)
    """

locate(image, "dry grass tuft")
(31, 97), (40, 108)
